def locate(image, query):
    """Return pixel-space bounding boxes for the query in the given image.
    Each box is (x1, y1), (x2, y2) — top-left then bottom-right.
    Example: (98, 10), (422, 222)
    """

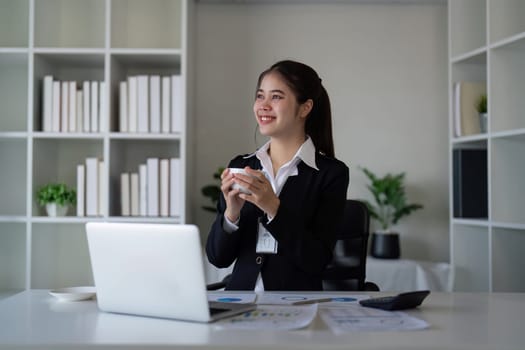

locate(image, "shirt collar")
(244, 137), (319, 171)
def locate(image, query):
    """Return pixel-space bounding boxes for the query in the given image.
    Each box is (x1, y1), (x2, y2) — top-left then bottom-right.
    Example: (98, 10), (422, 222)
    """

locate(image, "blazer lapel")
(278, 161), (315, 200)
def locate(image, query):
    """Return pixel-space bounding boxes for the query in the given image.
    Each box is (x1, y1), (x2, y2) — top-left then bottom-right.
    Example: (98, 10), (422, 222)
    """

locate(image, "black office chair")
(207, 199), (379, 291)
(321, 199), (379, 291)
(206, 274), (232, 291)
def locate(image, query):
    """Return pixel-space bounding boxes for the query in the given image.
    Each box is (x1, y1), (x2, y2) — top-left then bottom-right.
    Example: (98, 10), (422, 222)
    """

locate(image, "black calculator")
(359, 290), (430, 311)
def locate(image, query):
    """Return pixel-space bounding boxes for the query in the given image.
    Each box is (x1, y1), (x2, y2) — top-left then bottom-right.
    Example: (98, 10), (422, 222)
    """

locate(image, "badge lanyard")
(255, 217), (278, 254)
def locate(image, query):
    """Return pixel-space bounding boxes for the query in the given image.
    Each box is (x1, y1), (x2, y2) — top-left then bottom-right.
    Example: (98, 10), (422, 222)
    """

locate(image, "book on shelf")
(171, 75), (183, 133)
(76, 90), (83, 134)
(90, 81), (99, 133)
(160, 159), (170, 217)
(99, 82), (106, 132)
(83, 81), (91, 133)
(116, 158), (180, 218)
(119, 81), (128, 132)
(128, 76), (138, 133)
(42, 75), (53, 132)
(139, 164), (147, 216)
(453, 81), (486, 137)
(130, 173), (139, 217)
(76, 164), (85, 217)
(43, 78), (108, 134)
(170, 158), (181, 217)
(52, 81), (60, 132)
(453, 149), (488, 218)
(121, 173), (130, 216)
(60, 81), (69, 132)
(98, 160), (106, 216)
(85, 157), (99, 216)
(119, 74), (182, 135)
(137, 75), (149, 133)
(68, 81), (77, 133)
(147, 158), (159, 216)
(150, 75), (161, 133)
(162, 76), (171, 133)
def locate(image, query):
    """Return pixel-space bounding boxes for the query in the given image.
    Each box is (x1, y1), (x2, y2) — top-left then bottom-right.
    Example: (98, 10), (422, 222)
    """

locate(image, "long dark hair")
(256, 60), (335, 158)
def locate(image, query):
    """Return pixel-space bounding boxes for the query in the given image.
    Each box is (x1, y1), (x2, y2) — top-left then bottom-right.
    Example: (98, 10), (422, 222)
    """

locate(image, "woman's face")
(253, 72), (311, 139)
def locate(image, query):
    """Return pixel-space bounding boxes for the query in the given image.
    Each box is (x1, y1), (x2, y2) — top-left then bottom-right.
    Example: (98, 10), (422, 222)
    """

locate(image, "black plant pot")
(371, 232), (400, 259)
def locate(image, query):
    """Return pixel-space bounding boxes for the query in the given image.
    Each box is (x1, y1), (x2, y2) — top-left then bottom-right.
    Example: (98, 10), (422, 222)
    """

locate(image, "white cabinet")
(0, 0), (191, 296)
(449, 0), (525, 292)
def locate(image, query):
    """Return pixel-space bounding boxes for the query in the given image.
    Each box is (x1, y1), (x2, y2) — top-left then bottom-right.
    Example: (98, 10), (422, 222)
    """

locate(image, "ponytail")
(306, 85), (334, 158)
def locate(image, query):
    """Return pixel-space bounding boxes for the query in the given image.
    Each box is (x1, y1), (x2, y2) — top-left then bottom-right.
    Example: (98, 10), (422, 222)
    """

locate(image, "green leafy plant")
(201, 167), (225, 213)
(36, 183), (76, 207)
(361, 167), (423, 232)
(476, 94), (487, 114)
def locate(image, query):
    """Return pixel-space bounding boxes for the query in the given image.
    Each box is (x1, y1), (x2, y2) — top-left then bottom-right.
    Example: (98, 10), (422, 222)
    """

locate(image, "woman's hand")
(234, 167), (280, 218)
(220, 168), (245, 222)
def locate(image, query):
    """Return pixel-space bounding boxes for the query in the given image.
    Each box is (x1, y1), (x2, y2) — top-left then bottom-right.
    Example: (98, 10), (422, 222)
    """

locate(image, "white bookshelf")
(449, 0), (525, 292)
(0, 0), (191, 296)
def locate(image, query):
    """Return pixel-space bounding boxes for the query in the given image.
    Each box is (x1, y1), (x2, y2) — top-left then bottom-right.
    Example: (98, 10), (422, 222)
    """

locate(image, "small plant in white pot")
(37, 183), (76, 217)
(476, 93), (488, 133)
(361, 167), (423, 259)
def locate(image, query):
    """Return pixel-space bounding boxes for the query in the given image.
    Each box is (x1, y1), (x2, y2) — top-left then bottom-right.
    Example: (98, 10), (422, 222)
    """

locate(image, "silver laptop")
(86, 222), (255, 323)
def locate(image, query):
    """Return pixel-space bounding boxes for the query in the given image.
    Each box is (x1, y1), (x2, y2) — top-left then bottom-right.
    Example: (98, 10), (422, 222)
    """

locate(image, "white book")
(76, 90), (83, 134)
(83, 81), (91, 132)
(60, 81), (69, 132)
(52, 81), (60, 132)
(99, 81), (106, 132)
(169, 158), (181, 217)
(139, 164), (147, 216)
(42, 75), (53, 132)
(160, 159), (170, 217)
(130, 172), (139, 216)
(90, 81), (98, 132)
(128, 76), (138, 133)
(68, 81), (77, 132)
(146, 158), (159, 217)
(85, 157), (99, 216)
(119, 81), (128, 132)
(137, 75), (149, 133)
(76, 164), (85, 217)
(171, 75), (183, 133)
(98, 160), (106, 216)
(120, 173), (130, 216)
(161, 76), (171, 133)
(150, 75), (161, 133)
(51, 81), (61, 132)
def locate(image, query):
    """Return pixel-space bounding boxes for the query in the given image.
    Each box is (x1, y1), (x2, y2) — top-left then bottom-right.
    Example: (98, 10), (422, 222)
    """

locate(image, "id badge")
(256, 218), (278, 254)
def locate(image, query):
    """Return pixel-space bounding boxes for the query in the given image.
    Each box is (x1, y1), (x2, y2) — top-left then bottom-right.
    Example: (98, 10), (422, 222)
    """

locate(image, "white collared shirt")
(223, 137), (319, 291)
(254, 136), (319, 199)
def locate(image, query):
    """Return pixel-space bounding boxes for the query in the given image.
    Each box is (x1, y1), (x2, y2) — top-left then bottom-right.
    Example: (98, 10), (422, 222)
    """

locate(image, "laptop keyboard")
(209, 307), (229, 315)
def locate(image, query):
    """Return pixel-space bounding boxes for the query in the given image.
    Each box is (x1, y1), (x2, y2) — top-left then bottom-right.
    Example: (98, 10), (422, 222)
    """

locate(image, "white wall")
(191, 2), (449, 277)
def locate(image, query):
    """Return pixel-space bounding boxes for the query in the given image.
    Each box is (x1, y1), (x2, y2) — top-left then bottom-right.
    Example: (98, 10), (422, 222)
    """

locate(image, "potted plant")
(36, 183), (76, 217)
(201, 167), (224, 213)
(476, 94), (488, 133)
(361, 167), (423, 259)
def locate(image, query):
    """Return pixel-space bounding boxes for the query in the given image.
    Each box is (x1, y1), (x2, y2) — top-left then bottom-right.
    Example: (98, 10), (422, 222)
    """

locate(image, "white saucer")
(49, 286), (96, 302)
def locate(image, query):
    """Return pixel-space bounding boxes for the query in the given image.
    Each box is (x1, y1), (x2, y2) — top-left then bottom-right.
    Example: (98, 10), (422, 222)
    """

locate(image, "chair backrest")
(322, 199), (371, 291)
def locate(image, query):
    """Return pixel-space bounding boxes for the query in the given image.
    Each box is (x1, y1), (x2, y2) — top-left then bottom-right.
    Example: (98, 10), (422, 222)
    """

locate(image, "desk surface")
(0, 290), (523, 350)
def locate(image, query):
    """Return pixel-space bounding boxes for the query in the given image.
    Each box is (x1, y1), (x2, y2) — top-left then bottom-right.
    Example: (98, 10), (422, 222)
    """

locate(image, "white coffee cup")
(229, 168), (253, 194)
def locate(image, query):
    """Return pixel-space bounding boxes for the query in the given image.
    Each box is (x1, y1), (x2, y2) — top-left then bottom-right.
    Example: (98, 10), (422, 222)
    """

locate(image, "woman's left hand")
(234, 167), (280, 218)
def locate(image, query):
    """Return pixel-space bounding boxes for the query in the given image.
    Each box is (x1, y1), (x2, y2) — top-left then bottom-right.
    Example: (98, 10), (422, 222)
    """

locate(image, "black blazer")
(206, 152), (349, 291)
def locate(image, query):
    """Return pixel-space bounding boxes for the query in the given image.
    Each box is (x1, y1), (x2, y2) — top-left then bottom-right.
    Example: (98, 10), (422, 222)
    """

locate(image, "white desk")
(0, 290), (524, 350)
(366, 257), (452, 292)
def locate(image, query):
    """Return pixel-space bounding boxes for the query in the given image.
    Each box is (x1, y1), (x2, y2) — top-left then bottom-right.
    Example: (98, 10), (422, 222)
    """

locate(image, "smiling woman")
(205, 60), (349, 292)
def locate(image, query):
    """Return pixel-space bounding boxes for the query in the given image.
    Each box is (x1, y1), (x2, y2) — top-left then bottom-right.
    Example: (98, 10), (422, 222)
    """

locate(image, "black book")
(453, 149), (488, 218)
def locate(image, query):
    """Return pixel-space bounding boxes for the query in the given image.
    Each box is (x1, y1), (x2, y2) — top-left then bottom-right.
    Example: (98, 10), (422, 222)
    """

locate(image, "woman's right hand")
(220, 168), (245, 222)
